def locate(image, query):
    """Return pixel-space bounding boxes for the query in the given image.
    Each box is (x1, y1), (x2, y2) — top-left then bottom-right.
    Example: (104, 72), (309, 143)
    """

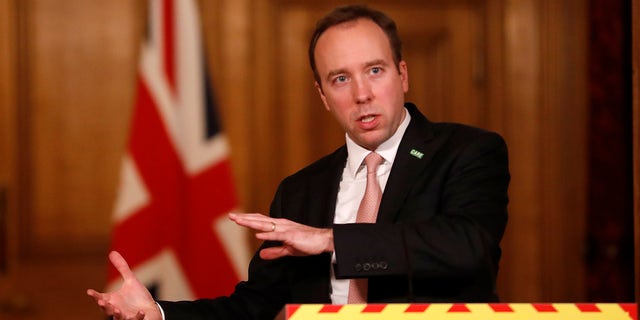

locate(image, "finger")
(86, 289), (98, 298)
(112, 306), (121, 318)
(87, 290), (110, 311)
(229, 213), (294, 227)
(232, 216), (276, 232)
(235, 214), (288, 226)
(109, 251), (136, 281)
(86, 289), (104, 301)
(229, 213), (268, 221)
(255, 231), (286, 241)
(260, 246), (291, 260)
(233, 217), (273, 229)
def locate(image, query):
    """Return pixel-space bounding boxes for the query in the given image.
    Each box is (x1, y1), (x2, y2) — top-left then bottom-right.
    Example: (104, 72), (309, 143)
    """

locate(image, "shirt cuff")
(155, 302), (166, 320)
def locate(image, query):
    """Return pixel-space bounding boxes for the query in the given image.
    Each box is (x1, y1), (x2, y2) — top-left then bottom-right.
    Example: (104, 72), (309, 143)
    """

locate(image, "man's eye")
(371, 67), (381, 74)
(335, 75), (347, 83)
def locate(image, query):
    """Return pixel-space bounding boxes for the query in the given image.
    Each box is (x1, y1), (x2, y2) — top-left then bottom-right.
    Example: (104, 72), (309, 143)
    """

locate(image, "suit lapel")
(377, 104), (436, 223)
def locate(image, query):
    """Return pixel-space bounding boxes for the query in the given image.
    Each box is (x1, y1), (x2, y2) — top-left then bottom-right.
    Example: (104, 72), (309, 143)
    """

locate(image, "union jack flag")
(107, 0), (250, 300)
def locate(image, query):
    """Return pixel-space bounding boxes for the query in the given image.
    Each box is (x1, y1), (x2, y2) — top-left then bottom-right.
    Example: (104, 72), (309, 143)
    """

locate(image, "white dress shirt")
(330, 108), (411, 304)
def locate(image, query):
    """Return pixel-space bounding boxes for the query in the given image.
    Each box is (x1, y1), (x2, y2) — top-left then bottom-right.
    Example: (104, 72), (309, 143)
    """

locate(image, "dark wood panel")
(586, 0), (633, 301)
(634, 0), (640, 306)
(0, 0), (17, 276)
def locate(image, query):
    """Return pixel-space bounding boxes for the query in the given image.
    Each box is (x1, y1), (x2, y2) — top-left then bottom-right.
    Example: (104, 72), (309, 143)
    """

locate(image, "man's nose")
(352, 77), (373, 104)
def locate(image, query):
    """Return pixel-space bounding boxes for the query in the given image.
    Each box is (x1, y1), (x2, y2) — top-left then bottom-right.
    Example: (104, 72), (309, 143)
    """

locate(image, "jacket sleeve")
(157, 243), (289, 320)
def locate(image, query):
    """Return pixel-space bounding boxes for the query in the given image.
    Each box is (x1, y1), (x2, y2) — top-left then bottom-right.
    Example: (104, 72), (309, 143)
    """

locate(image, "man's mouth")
(360, 115), (376, 123)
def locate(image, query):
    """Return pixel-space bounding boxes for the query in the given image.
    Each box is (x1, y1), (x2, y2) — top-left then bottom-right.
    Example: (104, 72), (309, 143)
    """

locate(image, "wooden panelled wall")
(0, 0), (591, 318)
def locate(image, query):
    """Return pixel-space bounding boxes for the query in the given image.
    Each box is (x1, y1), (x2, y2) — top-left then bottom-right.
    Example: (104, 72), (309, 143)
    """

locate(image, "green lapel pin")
(410, 149), (424, 159)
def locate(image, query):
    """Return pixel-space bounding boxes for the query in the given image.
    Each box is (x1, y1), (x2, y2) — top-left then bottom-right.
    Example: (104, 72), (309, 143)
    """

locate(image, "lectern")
(285, 303), (637, 320)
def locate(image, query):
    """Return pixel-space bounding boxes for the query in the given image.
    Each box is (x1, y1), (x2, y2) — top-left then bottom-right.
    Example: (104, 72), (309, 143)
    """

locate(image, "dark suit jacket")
(159, 103), (510, 319)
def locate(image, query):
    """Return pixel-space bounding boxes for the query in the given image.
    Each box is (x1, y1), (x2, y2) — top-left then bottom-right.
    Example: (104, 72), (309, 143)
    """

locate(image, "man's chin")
(354, 133), (387, 150)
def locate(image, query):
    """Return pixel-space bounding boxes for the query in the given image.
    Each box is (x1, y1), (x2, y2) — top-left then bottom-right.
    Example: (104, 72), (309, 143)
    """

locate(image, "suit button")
(380, 261), (388, 270)
(371, 262), (380, 270)
(355, 263), (363, 272)
(363, 263), (371, 271)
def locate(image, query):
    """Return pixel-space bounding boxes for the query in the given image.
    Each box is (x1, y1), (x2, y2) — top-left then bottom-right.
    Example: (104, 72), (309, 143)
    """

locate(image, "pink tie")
(348, 152), (384, 304)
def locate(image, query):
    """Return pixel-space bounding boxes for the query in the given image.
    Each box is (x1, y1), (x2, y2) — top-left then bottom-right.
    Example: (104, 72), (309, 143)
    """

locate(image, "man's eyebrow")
(364, 59), (387, 68)
(326, 68), (348, 81)
(324, 60), (389, 81)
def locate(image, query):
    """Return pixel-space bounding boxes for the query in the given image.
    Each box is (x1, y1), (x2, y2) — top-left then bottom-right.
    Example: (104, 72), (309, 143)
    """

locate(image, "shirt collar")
(345, 107), (412, 177)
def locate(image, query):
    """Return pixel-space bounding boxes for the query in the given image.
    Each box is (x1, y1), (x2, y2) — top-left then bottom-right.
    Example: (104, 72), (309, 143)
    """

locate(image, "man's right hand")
(87, 251), (162, 320)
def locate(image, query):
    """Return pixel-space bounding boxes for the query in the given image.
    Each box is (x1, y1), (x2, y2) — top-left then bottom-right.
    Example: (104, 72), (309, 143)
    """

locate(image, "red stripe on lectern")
(575, 303), (601, 312)
(533, 304), (557, 312)
(620, 303), (637, 320)
(448, 304), (471, 312)
(319, 305), (343, 313)
(362, 305), (386, 313)
(489, 304), (514, 312)
(404, 304), (430, 313)
(286, 305), (300, 317)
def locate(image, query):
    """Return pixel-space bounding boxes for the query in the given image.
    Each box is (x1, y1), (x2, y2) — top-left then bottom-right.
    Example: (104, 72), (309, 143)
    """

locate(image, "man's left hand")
(229, 213), (334, 260)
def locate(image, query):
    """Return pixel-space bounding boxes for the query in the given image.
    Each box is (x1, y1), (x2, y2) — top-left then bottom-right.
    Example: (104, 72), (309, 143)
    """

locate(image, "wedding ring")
(270, 222), (276, 232)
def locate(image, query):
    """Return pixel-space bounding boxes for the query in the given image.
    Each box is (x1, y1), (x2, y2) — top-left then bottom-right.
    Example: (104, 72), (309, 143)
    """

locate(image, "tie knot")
(364, 152), (383, 174)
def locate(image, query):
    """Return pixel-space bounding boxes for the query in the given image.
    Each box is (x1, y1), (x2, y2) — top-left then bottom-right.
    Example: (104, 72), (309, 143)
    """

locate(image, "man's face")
(314, 18), (409, 151)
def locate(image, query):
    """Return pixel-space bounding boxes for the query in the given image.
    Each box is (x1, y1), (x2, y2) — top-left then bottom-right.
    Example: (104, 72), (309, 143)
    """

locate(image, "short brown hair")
(308, 5), (403, 84)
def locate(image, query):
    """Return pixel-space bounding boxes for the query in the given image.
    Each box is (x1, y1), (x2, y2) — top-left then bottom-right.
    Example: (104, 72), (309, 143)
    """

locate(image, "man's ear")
(398, 60), (409, 93)
(315, 81), (331, 111)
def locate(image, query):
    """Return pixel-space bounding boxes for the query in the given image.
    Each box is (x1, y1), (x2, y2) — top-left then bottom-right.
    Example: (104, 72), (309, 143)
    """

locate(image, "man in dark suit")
(87, 4), (509, 320)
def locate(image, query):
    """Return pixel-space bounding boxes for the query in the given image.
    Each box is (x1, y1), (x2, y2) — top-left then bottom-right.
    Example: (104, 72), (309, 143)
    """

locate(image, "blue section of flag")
(203, 62), (221, 139)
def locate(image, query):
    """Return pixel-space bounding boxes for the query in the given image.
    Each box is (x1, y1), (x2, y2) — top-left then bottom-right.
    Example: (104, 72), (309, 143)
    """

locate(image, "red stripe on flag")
(162, 0), (175, 92)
